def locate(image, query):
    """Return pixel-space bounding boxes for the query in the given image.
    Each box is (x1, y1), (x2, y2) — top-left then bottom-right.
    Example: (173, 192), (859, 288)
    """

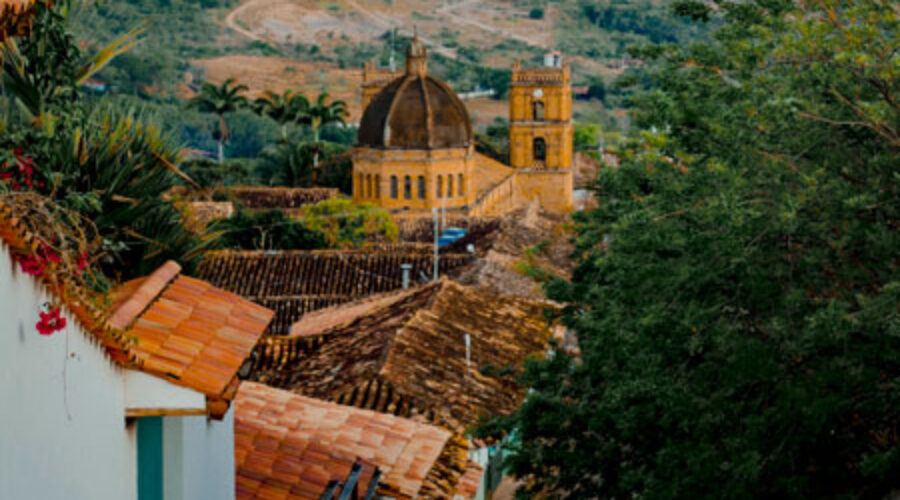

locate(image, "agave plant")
(0, 0), (214, 278)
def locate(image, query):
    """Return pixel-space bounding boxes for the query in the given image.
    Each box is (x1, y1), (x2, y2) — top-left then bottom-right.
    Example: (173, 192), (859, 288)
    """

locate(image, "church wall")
(512, 169), (574, 214)
(353, 148), (476, 212)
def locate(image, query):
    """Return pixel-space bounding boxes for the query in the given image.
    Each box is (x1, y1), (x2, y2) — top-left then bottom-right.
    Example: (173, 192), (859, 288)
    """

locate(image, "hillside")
(70, 0), (703, 152)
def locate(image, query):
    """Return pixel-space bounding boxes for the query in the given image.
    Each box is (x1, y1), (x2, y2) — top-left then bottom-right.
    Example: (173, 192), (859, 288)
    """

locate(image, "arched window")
(375, 174), (381, 199)
(458, 173), (464, 196)
(404, 175), (412, 200)
(532, 101), (545, 121)
(390, 176), (398, 199)
(417, 176), (426, 199)
(533, 138), (547, 162)
(447, 174), (454, 198)
(357, 173), (364, 196)
(366, 174), (372, 198)
(437, 175), (443, 198)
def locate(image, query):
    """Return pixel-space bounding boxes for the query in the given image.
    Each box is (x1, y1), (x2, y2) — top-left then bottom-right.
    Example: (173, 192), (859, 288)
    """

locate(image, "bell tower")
(506, 51), (574, 213)
(508, 51), (573, 169)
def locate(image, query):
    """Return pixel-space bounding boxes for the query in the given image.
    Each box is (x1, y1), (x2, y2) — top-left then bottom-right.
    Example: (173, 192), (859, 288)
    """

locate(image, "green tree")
(251, 89), (310, 142)
(188, 78), (248, 163)
(306, 92), (348, 168)
(484, 1), (900, 498)
(299, 198), (397, 249)
(210, 207), (325, 250)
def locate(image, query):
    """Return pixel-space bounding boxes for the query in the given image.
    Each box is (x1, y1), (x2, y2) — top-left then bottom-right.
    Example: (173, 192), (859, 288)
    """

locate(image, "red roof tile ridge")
(288, 282), (439, 338)
(107, 260), (182, 331)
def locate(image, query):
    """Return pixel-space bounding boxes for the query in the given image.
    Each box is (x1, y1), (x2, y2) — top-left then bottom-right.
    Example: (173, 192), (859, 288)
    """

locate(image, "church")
(352, 35), (574, 217)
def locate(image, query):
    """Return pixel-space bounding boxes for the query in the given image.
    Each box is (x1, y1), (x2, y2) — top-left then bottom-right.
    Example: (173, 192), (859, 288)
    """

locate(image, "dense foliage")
(300, 198), (398, 249)
(211, 208), (326, 251)
(484, 1), (900, 498)
(1, 2), (215, 279)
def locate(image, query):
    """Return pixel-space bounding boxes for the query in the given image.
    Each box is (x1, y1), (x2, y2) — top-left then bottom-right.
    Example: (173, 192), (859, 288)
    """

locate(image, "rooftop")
(109, 261), (274, 416)
(235, 382), (477, 499)
(254, 279), (557, 430)
(194, 250), (474, 336)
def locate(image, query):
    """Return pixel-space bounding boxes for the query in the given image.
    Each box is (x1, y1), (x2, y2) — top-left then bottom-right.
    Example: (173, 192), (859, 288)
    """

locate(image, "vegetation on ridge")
(481, 0), (900, 497)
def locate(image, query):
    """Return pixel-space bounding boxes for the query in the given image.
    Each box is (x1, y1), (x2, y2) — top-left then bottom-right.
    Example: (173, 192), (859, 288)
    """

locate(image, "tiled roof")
(255, 280), (557, 430)
(195, 250), (474, 336)
(1, 198), (274, 416)
(167, 186), (339, 210)
(235, 382), (475, 500)
(110, 261), (274, 406)
(226, 187), (339, 209)
(289, 287), (419, 338)
(455, 461), (485, 499)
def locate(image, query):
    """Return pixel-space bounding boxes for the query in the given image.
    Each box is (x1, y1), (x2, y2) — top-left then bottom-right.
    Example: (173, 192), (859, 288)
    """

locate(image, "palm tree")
(188, 78), (248, 163)
(251, 89), (310, 142)
(307, 92), (348, 168)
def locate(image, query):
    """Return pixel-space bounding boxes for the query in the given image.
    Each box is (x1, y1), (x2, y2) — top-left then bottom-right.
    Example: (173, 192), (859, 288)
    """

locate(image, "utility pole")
(432, 207), (439, 281)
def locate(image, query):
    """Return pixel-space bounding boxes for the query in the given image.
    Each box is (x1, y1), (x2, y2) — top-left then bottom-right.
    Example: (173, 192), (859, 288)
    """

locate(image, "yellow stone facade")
(353, 44), (575, 216)
(508, 60), (574, 170)
(352, 146), (477, 213)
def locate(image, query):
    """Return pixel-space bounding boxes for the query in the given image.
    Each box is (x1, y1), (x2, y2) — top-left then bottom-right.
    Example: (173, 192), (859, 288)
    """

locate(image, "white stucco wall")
(1, 243), (239, 500)
(0, 244), (138, 500)
(163, 409), (236, 500)
(125, 370), (207, 413)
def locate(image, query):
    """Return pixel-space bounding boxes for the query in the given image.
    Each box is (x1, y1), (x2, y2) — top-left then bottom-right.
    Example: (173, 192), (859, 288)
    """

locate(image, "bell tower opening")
(533, 138), (547, 163)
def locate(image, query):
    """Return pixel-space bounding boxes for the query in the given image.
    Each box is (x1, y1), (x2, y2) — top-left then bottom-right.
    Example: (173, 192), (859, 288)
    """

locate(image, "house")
(234, 382), (481, 499)
(195, 249), (474, 336)
(0, 200), (274, 500)
(251, 279), (558, 432)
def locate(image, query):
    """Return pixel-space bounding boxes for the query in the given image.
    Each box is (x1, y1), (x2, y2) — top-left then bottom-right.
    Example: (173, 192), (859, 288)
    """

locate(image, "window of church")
(390, 176), (398, 199)
(534, 138), (547, 162)
(375, 175), (381, 199)
(458, 174), (464, 195)
(448, 174), (454, 197)
(533, 101), (545, 121)
(437, 175), (443, 198)
(404, 175), (412, 199)
(418, 176), (426, 199)
(366, 174), (372, 198)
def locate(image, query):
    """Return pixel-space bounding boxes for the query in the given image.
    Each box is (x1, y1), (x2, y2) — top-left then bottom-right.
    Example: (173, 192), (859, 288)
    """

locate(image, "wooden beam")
(125, 408), (207, 418)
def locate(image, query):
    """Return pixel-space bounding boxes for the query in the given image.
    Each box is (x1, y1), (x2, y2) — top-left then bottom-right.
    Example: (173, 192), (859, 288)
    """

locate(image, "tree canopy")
(483, 1), (900, 498)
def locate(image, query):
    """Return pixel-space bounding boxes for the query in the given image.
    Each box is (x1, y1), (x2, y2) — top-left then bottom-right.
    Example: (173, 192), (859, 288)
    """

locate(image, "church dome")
(357, 36), (473, 150)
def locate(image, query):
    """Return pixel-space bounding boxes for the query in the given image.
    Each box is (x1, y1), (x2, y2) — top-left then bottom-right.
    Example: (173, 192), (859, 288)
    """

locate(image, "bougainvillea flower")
(76, 252), (89, 274)
(19, 254), (45, 276)
(36, 307), (66, 336)
(39, 244), (61, 264)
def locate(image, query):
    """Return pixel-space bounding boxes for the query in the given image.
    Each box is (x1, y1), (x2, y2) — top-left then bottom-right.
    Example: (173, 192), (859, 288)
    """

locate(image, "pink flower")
(36, 307), (66, 336)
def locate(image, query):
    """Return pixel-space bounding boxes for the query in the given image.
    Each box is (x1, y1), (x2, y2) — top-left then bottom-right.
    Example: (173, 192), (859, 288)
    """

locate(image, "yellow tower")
(507, 51), (574, 212)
